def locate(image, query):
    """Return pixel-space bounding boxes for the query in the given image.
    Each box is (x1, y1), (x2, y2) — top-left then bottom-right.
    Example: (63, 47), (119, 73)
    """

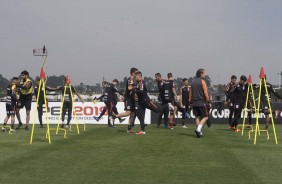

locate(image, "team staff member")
(16, 70), (33, 130)
(134, 71), (159, 134)
(33, 78), (57, 128)
(189, 69), (210, 138)
(2, 77), (19, 132)
(58, 76), (84, 128)
(179, 78), (190, 128)
(225, 75), (237, 128)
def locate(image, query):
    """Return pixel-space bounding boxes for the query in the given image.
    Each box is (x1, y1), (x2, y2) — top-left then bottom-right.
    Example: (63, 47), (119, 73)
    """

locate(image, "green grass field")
(0, 124), (282, 184)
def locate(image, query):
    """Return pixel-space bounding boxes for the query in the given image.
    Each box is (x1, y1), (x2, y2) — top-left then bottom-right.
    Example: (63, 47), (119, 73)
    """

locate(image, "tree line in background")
(0, 73), (281, 101)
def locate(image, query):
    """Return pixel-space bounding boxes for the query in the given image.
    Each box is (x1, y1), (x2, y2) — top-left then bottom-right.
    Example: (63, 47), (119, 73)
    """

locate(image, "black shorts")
(124, 97), (135, 112)
(6, 103), (16, 115)
(193, 106), (208, 118)
(260, 99), (270, 113)
(17, 95), (32, 111)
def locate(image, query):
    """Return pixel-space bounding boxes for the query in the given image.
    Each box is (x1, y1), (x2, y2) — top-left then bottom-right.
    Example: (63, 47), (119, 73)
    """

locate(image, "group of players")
(225, 74), (282, 131)
(11, 67), (282, 138)
(2, 70), (84, 132)
(93, 67), (211, 137)
(2, 67), (212, 138)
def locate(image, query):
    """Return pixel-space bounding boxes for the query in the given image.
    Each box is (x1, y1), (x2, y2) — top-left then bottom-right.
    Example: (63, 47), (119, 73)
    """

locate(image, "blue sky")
(1, 0), (282, 85)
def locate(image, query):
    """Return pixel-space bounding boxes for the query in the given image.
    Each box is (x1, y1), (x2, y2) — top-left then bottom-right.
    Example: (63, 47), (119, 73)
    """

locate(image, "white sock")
(197, 124), (203, 132)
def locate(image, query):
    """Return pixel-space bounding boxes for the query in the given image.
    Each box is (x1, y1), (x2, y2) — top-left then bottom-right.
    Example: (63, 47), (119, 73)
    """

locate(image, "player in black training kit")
(254, 75), (282, 130)
(2, 77), (18, 132)
(134, 71), (160, 134)
(155, 73), (169, 128)
(99, 79), (124, 127)
(225, 75), (237, 129)
(179, 78), (191, 128)
(93, 80), (125, 124)
(58, 77), (84, 128)
(33, 78), (57, 128)
(230, 75), (247, 131)
(113, 68), (138, 133)
(162, 73), (178, 129)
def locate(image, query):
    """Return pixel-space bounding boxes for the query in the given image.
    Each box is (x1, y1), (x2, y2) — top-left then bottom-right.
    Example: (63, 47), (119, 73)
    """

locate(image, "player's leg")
(61, 103), (67, 128)
(37, 103), (43, 128)
(94, 106), (107, 122)
(136, 105), (146, 134)
(15, 99), (23, 129)
(66, 102), (72, 127)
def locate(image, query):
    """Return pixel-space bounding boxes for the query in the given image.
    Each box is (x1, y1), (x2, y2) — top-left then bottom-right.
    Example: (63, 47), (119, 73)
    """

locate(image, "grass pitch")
(0, 124), (282, 184)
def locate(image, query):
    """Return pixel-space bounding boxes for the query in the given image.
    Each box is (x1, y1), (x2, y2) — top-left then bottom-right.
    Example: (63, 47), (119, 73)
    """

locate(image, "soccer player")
(98, 79), (124, 127)
(16, 70), (33, 130)
(113, 68), (138, 133)
(2, 77), (18, 132)
(189, 69), (211, 138)
(179, 78), (191, 128)
(225, 75), (237, 128)
(93, 82), (125, 124)
(229, 75), (247, 131)
(33, 78), (57, 128)
(134, 71), (160, 134)
(58, 77), (84, 128)
(155, 73), (169, 128)
(162, 73), (177, 129)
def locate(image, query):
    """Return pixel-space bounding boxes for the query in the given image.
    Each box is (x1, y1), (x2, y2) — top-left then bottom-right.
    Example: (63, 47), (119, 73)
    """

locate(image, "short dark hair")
(182, 78), (188, 82)
(167, 73), (173, 78)
(130, 68), (138, 75)
(11, 77), (18, 81)
(196, 69), (205, 77)
(155, 73), (161, 77)
(135, 71), (142, 76)
(112, 79), (119, 84)
(21, 70), (29, 76)
(240, 75), (247, 82)
(231, 75), (237, 79)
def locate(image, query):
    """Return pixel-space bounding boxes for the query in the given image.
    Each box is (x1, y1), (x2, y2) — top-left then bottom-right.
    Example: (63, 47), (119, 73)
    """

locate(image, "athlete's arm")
(75, 92), (84, 103)
(179, 87), (183, 107)
(202, 79), (210, 103)
(19, 81), (32, 90)
(270, 84), (282, 100)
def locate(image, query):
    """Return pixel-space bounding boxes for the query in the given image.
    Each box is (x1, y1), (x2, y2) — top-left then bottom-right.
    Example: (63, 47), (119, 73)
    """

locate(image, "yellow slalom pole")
(30, 80), (42, 144)
(241, 84), (250, 136)
(254, 78), (262, 145)
(263, 78), (278, 144)
(42, 80), (51, 144)
(69, 87), (80, 134)
(56, 86), (67, 134)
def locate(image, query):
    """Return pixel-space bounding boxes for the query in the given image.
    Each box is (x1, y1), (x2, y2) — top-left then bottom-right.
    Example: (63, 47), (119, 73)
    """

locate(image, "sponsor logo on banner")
(0, 102), (151, 125)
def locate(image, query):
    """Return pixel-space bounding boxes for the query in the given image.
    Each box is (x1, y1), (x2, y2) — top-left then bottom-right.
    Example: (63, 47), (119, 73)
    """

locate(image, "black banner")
(151, 102), (282, 124)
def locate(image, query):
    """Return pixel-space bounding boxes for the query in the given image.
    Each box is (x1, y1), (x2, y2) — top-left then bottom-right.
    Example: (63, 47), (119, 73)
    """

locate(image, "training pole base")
(49, 128), (67, 138)
(249, 130), (269, 140)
